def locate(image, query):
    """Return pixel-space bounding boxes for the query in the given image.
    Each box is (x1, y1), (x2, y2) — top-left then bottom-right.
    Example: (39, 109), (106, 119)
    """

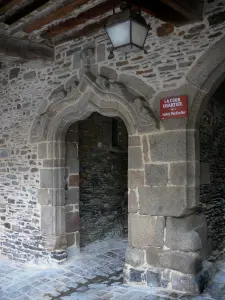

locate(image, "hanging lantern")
(105, 8), (149, 59)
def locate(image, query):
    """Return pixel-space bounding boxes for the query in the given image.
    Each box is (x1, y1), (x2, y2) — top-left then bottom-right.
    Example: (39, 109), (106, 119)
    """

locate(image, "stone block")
(119, 74), (155, 99)
(41, 205), (66, 235)
(38, 143), (47, 159)
(43, 159), (65, 168)
(170, 162), (199, 186)
(165, 230), (202, 252)
(129, 136), (141, 147)
(38, 188), (65, 206)
(66, 233), (75, 247)
(128, 170), (144, 189)
(66, 188), (79, 205)
(160, 250), (202, 274)
(69, 174), (79, 187)
(145, 164), (168, 186)
(129, 268), (145, 283)
(97, 44), (105, 62)
(166, 213), (207, 242)
(146, 246), (162, 267)
(128, 190), (138, 213)
(146, 270), (161, 287)
(142, 135), (150, 163)
(48, 142), (65, 159)
(73, 53), (81, 70)
(100, 66), (117, 81)
(40, 168), (65, 189)
(128, 147), (142, 169)
(138, 186), (199, 217)
(42, 234), (67, 251)
(171, 271), (201, 294)
(149, 130), (196, 162)
(200, 163), (210, 184)
(66, 212), (80, 233)
(129, 214), (165, 248)
(125, 246), (145, 267)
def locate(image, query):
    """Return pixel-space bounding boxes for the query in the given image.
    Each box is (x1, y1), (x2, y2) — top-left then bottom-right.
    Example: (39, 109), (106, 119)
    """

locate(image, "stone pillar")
(65, 123), (80, 256)
(124, 130), (209, 294)
(38, 141), (68, 261)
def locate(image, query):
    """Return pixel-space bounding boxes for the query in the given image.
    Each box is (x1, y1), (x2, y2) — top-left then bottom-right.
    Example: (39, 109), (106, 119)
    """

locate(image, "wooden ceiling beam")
(55, 17), (108, 45)
(42, 0), (122, 39)
(1, 0), (51, 25)
(0, 0), (12, 10)
(0, 33), (54, 62)
(160, 0), (203, 21)
(24, 0), (90, 34)
(0, 0), (23, 15)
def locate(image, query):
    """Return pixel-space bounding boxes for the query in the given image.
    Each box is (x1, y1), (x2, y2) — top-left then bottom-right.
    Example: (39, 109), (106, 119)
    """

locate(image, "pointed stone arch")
(30, 67), (158, 254)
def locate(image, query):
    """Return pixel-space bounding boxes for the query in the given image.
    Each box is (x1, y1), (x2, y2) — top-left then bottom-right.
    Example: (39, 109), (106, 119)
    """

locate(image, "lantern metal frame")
(104, 8), (149, 59)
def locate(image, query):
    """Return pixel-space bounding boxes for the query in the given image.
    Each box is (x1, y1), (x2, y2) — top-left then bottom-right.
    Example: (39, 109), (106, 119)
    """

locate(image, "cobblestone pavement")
(0, 237), (224, 300)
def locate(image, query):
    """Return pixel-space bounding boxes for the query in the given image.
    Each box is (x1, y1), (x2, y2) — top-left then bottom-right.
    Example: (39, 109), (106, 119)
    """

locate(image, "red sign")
(160, 95), (188, 119)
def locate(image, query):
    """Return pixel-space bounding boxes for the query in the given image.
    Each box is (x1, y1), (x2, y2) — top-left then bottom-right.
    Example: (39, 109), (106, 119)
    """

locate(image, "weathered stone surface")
(128, 170), (144, 188)
(128, 147), (142, 169)
(160, 250), (202, 274)
(69, 174), (79, 187)
(208, 11), (225, 26)
(41, 205), (66, 235)
(129, 268), (144, 283)
(23, 71), (36, 80)
(125, 246), (145, 267)
(146, 246), (162, 267)
(38, 188), (65, 206)
(157, 23), (174, 37)
(66, 212), (80, 233)
(149, 131), (195, 162)
(9, 67), (20, 79)
(170, 162), (199, 186)
(166, 230), (202, 252)
(128, 190), (138, 213)
(66, 188), (79, 205)
(200, 163), (210, 184)
(146, 270), (161, 287)
(97, 44), (105, 63)
(171, 271), (200, 294)
(166, 214), (207, 245)
(138, 186), (199, 216)
(129, 214), (165, 248)
(38, 143), (47, 159)
(145, 164), (168, 186)
(40, 168), (65, 189)
(118, 74), (155, 99)
(129, 136), (141, 147)
(100, 66), (117, 81)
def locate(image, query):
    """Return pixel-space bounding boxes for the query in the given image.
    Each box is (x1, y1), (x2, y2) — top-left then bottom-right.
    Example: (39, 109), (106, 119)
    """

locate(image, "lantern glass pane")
(131, 20), (148, 48)
(106, 20), (130, 48)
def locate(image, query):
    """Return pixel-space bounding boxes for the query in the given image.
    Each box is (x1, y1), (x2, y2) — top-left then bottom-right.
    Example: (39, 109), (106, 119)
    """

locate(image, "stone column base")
(123, 261), (216, 295)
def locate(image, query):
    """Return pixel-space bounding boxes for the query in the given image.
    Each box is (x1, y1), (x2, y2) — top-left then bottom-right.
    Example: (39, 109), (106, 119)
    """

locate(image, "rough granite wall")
(78, 113), (128, 246)
(0, 0), (225, 262)
(200, 88), (225, 259)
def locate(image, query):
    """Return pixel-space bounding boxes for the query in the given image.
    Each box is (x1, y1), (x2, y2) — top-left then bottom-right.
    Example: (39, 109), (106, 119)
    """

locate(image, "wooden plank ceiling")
(0, 0), (203, 61)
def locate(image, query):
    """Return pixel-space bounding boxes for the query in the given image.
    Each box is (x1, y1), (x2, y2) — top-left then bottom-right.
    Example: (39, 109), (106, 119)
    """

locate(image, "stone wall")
(199, 82), (225, 259)
(78, 113), (128, 246)
(0, 0), (224, 280)
(65, 114), (128, 249)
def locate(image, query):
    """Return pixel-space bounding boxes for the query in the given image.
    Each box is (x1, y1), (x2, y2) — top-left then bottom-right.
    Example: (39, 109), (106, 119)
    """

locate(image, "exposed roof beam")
(0, 0), (23, 15)
(42, 0), (121, 39)
(0, 34), (54, 62)
(55, 16), (107, 45)
(160, 0), (203, 21)
(1, 0), (51, 25)
(24, 0), (90, 34)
